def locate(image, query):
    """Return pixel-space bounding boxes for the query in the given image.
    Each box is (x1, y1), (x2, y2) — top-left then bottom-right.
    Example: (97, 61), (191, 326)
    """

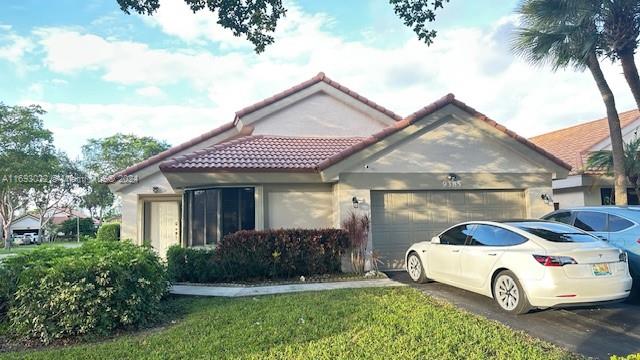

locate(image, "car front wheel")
(407, 252), (428, 284)
(493, 270), (531, 315)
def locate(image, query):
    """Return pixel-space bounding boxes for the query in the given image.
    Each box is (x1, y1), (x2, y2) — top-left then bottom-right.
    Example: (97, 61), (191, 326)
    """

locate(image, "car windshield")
(505, 221), (599, 243)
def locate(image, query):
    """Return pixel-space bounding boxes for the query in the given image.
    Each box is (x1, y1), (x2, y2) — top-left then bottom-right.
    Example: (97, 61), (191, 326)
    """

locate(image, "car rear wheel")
(407, 252), (428, 284)
(493, 270), (531, 315)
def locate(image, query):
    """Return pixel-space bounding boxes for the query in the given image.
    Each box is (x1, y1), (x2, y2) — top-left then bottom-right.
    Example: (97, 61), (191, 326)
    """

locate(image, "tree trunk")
(619, 50), (640, 110)
(587, 54), (628, 205)
(2, 223), (10, 249)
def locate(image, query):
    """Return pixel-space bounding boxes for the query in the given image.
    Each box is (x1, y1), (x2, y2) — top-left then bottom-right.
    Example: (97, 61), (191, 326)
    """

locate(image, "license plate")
(592, 263), (612, 276)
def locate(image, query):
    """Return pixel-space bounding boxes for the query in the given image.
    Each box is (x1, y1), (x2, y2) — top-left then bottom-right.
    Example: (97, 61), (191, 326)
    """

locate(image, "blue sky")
(0, 0), (637, 158)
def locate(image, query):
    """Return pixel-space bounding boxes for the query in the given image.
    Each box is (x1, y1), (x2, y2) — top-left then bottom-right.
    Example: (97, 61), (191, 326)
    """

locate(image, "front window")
(184, 187), (255, 246)
(439, 224), (474, 245)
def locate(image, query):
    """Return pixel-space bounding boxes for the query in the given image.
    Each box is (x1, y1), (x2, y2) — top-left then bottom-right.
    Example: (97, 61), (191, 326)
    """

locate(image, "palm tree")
(513, 0), (629, 205)
(587, 137), (640, 203)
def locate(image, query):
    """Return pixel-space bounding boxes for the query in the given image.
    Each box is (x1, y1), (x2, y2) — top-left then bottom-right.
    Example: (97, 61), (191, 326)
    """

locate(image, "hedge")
(96, 222), (120, 241)
(167, 228), (349, 283)
(1, 240), (168, 344)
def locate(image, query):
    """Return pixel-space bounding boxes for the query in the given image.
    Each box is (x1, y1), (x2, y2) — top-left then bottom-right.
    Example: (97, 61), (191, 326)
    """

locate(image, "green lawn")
(0, 242), (80, 255)
(1, 288), (578, 360)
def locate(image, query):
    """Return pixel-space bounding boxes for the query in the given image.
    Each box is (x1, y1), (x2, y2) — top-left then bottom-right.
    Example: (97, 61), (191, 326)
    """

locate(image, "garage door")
(371, 190), (525, 270)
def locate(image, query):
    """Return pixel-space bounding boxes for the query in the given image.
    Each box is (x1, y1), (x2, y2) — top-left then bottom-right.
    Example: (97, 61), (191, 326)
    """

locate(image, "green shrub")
(217, 229), (349, 281)
(166, 229), (349, 283)
(166, 245), (219, 283)
(612, 354), (640, 360)
(54, 218), (96, 238)
(96, 222), (120, 241)
(4, 240), (167, 344)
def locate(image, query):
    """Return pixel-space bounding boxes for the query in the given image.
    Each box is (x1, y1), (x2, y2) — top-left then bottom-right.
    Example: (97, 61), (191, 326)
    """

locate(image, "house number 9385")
(442, 180), (462, 188)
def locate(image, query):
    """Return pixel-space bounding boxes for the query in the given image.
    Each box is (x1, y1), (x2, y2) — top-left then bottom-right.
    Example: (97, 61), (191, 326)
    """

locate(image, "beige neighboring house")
(108, 73), (569, 269)
(530, 109), (640, 208)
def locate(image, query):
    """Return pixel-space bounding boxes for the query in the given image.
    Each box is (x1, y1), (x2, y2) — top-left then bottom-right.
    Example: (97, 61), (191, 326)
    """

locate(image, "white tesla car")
(405, 220), (633, 314)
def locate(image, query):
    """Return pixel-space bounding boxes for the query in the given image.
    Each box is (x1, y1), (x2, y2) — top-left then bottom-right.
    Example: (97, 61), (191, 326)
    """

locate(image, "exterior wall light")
(447, 173), (459, 182)
(352, 196), (359, 209)
(541, 193), (553, 204)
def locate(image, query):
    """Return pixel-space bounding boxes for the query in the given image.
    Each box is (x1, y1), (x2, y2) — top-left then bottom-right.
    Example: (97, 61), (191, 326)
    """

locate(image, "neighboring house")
(8, 214), (40, 238)
(108, 73), (569, 269)
(50, 208), (91, 226)
(530, 110), (640, 208)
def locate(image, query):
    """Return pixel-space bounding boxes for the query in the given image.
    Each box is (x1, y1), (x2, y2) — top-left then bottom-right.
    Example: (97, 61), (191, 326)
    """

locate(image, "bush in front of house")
(217, 228), (349, 281)
(96, 222), (120, 241)
(166, 245), (219, 283)
(4, 240), (168, 344)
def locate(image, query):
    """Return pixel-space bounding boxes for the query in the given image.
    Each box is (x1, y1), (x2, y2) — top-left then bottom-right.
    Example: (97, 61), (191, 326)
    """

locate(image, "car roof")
(551, 206), (640, 217)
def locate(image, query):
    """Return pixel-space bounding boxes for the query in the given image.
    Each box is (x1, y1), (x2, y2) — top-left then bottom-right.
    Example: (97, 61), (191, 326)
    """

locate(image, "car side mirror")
(431, 236), (441, 244)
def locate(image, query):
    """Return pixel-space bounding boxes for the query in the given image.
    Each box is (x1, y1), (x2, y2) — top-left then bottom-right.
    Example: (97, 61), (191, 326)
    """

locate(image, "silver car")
(542, 206), (640, 295)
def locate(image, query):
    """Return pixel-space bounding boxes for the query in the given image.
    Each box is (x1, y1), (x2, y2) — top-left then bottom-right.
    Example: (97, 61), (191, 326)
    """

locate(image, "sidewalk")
(171, 278), (405, 297)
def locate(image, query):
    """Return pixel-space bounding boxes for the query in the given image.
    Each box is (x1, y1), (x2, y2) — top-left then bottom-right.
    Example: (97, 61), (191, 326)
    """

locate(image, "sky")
(1, 0), (639, 159)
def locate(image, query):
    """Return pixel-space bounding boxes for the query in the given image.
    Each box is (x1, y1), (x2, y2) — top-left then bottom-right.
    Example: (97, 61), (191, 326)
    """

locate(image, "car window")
(506, 221), (598, 243)
(573, 211), (607, 232)
(469, 225), (527, 246)
(608, 214), (634, 232)
(440, 224), (475, 245)
(544, 211), (572, 224)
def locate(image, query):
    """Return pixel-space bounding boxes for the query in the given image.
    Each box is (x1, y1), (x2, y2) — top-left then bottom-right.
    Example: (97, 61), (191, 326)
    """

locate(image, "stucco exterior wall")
(250, 92), (389, 137)
(350, 115), (546, 174)
(264, 184), (334, 229)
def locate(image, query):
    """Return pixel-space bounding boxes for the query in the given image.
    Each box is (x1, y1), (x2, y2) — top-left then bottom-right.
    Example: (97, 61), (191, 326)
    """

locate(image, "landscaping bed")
(0, 287), (578, 359)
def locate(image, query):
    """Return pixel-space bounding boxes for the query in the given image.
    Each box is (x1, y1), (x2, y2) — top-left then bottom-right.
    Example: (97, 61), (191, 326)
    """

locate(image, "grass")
(0, 242), (80, 255)
(0, 287), (578, 360)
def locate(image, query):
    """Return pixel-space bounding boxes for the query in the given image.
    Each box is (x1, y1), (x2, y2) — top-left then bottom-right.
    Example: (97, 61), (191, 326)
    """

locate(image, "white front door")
(149, 201), (180, 257)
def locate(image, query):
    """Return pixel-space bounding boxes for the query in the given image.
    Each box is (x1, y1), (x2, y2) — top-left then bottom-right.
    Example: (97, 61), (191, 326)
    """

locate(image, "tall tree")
(80, 134), (170, 223)
(116, 0), (450, 52)
(31, 152), (86, 241)
(512, 0), (628, 205)
(0, 104), (56, 248)
(587, 137), (640, 202)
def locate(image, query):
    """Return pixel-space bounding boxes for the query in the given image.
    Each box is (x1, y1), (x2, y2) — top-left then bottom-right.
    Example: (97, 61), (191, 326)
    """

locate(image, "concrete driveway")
(387, 272), (640, 359)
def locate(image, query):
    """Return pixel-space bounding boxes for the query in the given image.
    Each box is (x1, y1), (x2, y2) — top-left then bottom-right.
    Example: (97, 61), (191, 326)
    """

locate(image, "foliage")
(587, 137), (640, 197)
(80, 182), (115, 223)
(116, 1), (450, 53)
(54, 218), (96, 238)
(612, 354), (640, 360)
(216, 229), (349, 280)
(166, 229), (349, 283)
(0, 104), (56, 248)
(390, 0), (450, 45)
(96, 222), (120, 241)
(116, 0), (287, 53)
(1, 288), (576, 359)
(342, 212), (370, 274)
(3, 241), (168, 344)
(166, 246), (219, 283)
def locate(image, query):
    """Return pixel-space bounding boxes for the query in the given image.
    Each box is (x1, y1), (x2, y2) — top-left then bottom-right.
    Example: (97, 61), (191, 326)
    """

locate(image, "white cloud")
(0, 26), (35, 70)
(28, 3), (640, 158)
(34, 102), (225, 159)
(135, 86), (165, 98)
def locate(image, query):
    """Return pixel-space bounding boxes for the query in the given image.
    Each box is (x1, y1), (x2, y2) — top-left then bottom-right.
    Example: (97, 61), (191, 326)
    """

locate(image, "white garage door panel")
(371, 190), (525, 270)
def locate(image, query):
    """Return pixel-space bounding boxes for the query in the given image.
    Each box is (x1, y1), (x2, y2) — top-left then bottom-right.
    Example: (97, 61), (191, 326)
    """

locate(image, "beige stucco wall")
(349, 115), (546, 174)
(250, 91), (389, 137)
(264, 184), (334, 229)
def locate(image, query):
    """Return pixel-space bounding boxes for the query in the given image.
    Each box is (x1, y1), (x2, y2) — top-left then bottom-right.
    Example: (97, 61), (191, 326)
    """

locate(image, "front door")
(148, 201), (180, 257)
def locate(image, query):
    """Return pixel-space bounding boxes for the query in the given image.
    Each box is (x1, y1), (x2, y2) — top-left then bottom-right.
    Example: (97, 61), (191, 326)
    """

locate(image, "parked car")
(12, 234), (25, 246)
(405, 220), (632, 314)
(542, 207), (640, 288)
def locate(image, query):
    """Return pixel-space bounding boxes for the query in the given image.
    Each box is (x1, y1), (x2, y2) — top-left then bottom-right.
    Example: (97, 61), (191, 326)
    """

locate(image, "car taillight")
(533, 255), (577, 267)
(620, 251), (628, 263)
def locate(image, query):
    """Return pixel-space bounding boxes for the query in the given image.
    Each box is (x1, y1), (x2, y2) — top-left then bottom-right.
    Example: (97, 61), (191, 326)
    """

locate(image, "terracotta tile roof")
(316, 94), (572, 171)
(160, 135), (365, 172)
(106, 122), (237, 183)
(529, 109), (640, 174)
(234, 72), (403, 121)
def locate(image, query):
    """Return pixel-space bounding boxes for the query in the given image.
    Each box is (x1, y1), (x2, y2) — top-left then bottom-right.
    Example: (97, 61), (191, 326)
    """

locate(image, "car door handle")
(487, 253), (497, 256)
(451, 249), (460, 253)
